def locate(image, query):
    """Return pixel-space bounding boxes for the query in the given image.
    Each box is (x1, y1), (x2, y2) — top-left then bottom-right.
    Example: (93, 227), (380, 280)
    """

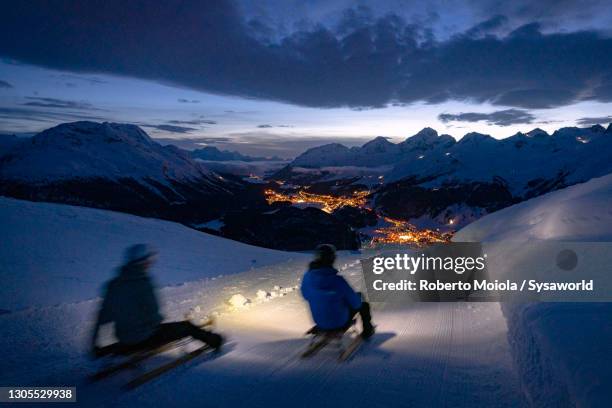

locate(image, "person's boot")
(361, 323), (375, 339)
(359, 301), (375, 339)
(209, 333), (224, 351)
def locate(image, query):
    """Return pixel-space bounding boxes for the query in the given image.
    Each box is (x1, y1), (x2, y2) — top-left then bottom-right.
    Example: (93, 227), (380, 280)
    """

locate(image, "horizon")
(2, 119), (610, 160)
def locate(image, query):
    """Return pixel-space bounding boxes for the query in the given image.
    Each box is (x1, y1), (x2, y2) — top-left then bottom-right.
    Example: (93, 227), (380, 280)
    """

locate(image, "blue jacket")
(301, 265), (362, 330)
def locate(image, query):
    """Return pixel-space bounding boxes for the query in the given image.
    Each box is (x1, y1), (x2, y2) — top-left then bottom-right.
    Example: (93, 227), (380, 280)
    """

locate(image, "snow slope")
(454, 173), (612, 407)
(0, 197), (304, 311)
(454, 172), (612, 242)
(0, 197), (525, 407)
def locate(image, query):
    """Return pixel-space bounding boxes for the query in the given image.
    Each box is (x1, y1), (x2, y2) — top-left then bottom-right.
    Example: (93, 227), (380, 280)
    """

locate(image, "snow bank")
(454, 173), (612, 407)
(0, 197), (303, 310)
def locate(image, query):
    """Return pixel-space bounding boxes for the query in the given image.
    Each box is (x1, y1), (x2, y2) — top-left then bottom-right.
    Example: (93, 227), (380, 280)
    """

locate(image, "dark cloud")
(144, 124), (197, 134)
(22, 97), (94, 110)
(494, 89), (576, 109)
(576, 115), (612, 126)
(463, 15), (508, 38)
(589, 82), (612, 102)
(0, 79), (12, 88)
(469, 0), (612, 30)
(54, 73), (108, 85)
(177, 98), (200, 103)
(257, 124), (293, 128)
(438, 109), (535, 126)
(1, 1), (612, 109)
(167, 119), (217, 125)
(0, 106), (105, 123)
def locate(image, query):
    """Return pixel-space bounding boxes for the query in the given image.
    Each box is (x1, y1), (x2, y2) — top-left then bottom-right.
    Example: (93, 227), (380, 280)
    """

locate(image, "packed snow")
(454, 173), (612, 407)
(0, 197), (525, 407)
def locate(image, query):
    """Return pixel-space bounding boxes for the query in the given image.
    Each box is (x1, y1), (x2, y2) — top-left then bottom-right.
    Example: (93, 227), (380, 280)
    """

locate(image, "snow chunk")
(228, 294), (251, 308)
(256, 290), (272, 301)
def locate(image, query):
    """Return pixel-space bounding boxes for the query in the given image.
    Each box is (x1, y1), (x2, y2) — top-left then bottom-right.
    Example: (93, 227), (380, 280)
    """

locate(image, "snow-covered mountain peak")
(416, 127), (438, 137)
(361, 136), (396, 153)
(301, 142), (352, 157)
(32, 121), (155, 147)
(525, 128), (549, 138)
(406, 127), (438, 142)
(399, 127), (455, 152)
(0, 121), (212, 183)
(458, 132), (496, 145)
(290, 142), (354, 167)
(588, 124), (606, 133)
(362, 136), (392, 147)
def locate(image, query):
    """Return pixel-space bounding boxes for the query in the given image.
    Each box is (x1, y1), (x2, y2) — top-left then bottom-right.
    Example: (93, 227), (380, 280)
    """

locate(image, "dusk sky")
(1, 0), (612, 157)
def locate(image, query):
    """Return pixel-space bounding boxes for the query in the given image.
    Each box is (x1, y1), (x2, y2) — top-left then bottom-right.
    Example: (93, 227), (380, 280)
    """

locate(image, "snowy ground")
(0, 198), (526, 407)
(455, 173), (612, 407)
(0, 256), (525, 408)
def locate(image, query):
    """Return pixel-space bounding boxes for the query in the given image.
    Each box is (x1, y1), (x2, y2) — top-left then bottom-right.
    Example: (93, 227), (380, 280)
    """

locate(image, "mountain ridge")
(191, 145), (282, 162)
(288, 123), (612, 169)
(274, 122), (612, 230)
(0, 121), (262, 224)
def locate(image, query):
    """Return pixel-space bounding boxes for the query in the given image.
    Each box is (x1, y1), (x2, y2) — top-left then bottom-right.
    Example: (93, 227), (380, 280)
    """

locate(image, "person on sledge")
(301, 244), (375, 339)
(90, 244), (223, 358)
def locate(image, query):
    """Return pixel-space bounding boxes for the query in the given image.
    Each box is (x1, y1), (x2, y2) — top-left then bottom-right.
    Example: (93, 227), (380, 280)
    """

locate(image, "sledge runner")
(90, 244), (223, 359)
(301, 244), (375, 341)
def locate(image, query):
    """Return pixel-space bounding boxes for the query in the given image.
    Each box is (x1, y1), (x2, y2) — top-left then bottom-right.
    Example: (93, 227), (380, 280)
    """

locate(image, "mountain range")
(1, 120), (611, 245)
(275, 124), (612, 228)
(191, 146), (282, 162)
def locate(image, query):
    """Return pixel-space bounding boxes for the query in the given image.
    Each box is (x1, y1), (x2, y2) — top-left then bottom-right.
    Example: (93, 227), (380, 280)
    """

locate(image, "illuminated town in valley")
(264, 188), (452, 247)
(265, 189), (370, 213)
(370, 217), (452, 246)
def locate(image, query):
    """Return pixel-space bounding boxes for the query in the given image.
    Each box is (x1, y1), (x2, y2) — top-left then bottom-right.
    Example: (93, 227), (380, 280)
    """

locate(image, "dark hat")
(314, 244), (336, 265)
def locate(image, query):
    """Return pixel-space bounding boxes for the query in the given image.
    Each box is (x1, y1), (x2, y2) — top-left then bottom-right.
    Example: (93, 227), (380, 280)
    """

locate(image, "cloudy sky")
(1, 0), (612, 157)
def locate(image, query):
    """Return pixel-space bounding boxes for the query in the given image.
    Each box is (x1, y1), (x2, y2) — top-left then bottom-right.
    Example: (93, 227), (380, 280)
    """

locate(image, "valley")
(2, 121), (612, 252)
(264, 187), (452, 247)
